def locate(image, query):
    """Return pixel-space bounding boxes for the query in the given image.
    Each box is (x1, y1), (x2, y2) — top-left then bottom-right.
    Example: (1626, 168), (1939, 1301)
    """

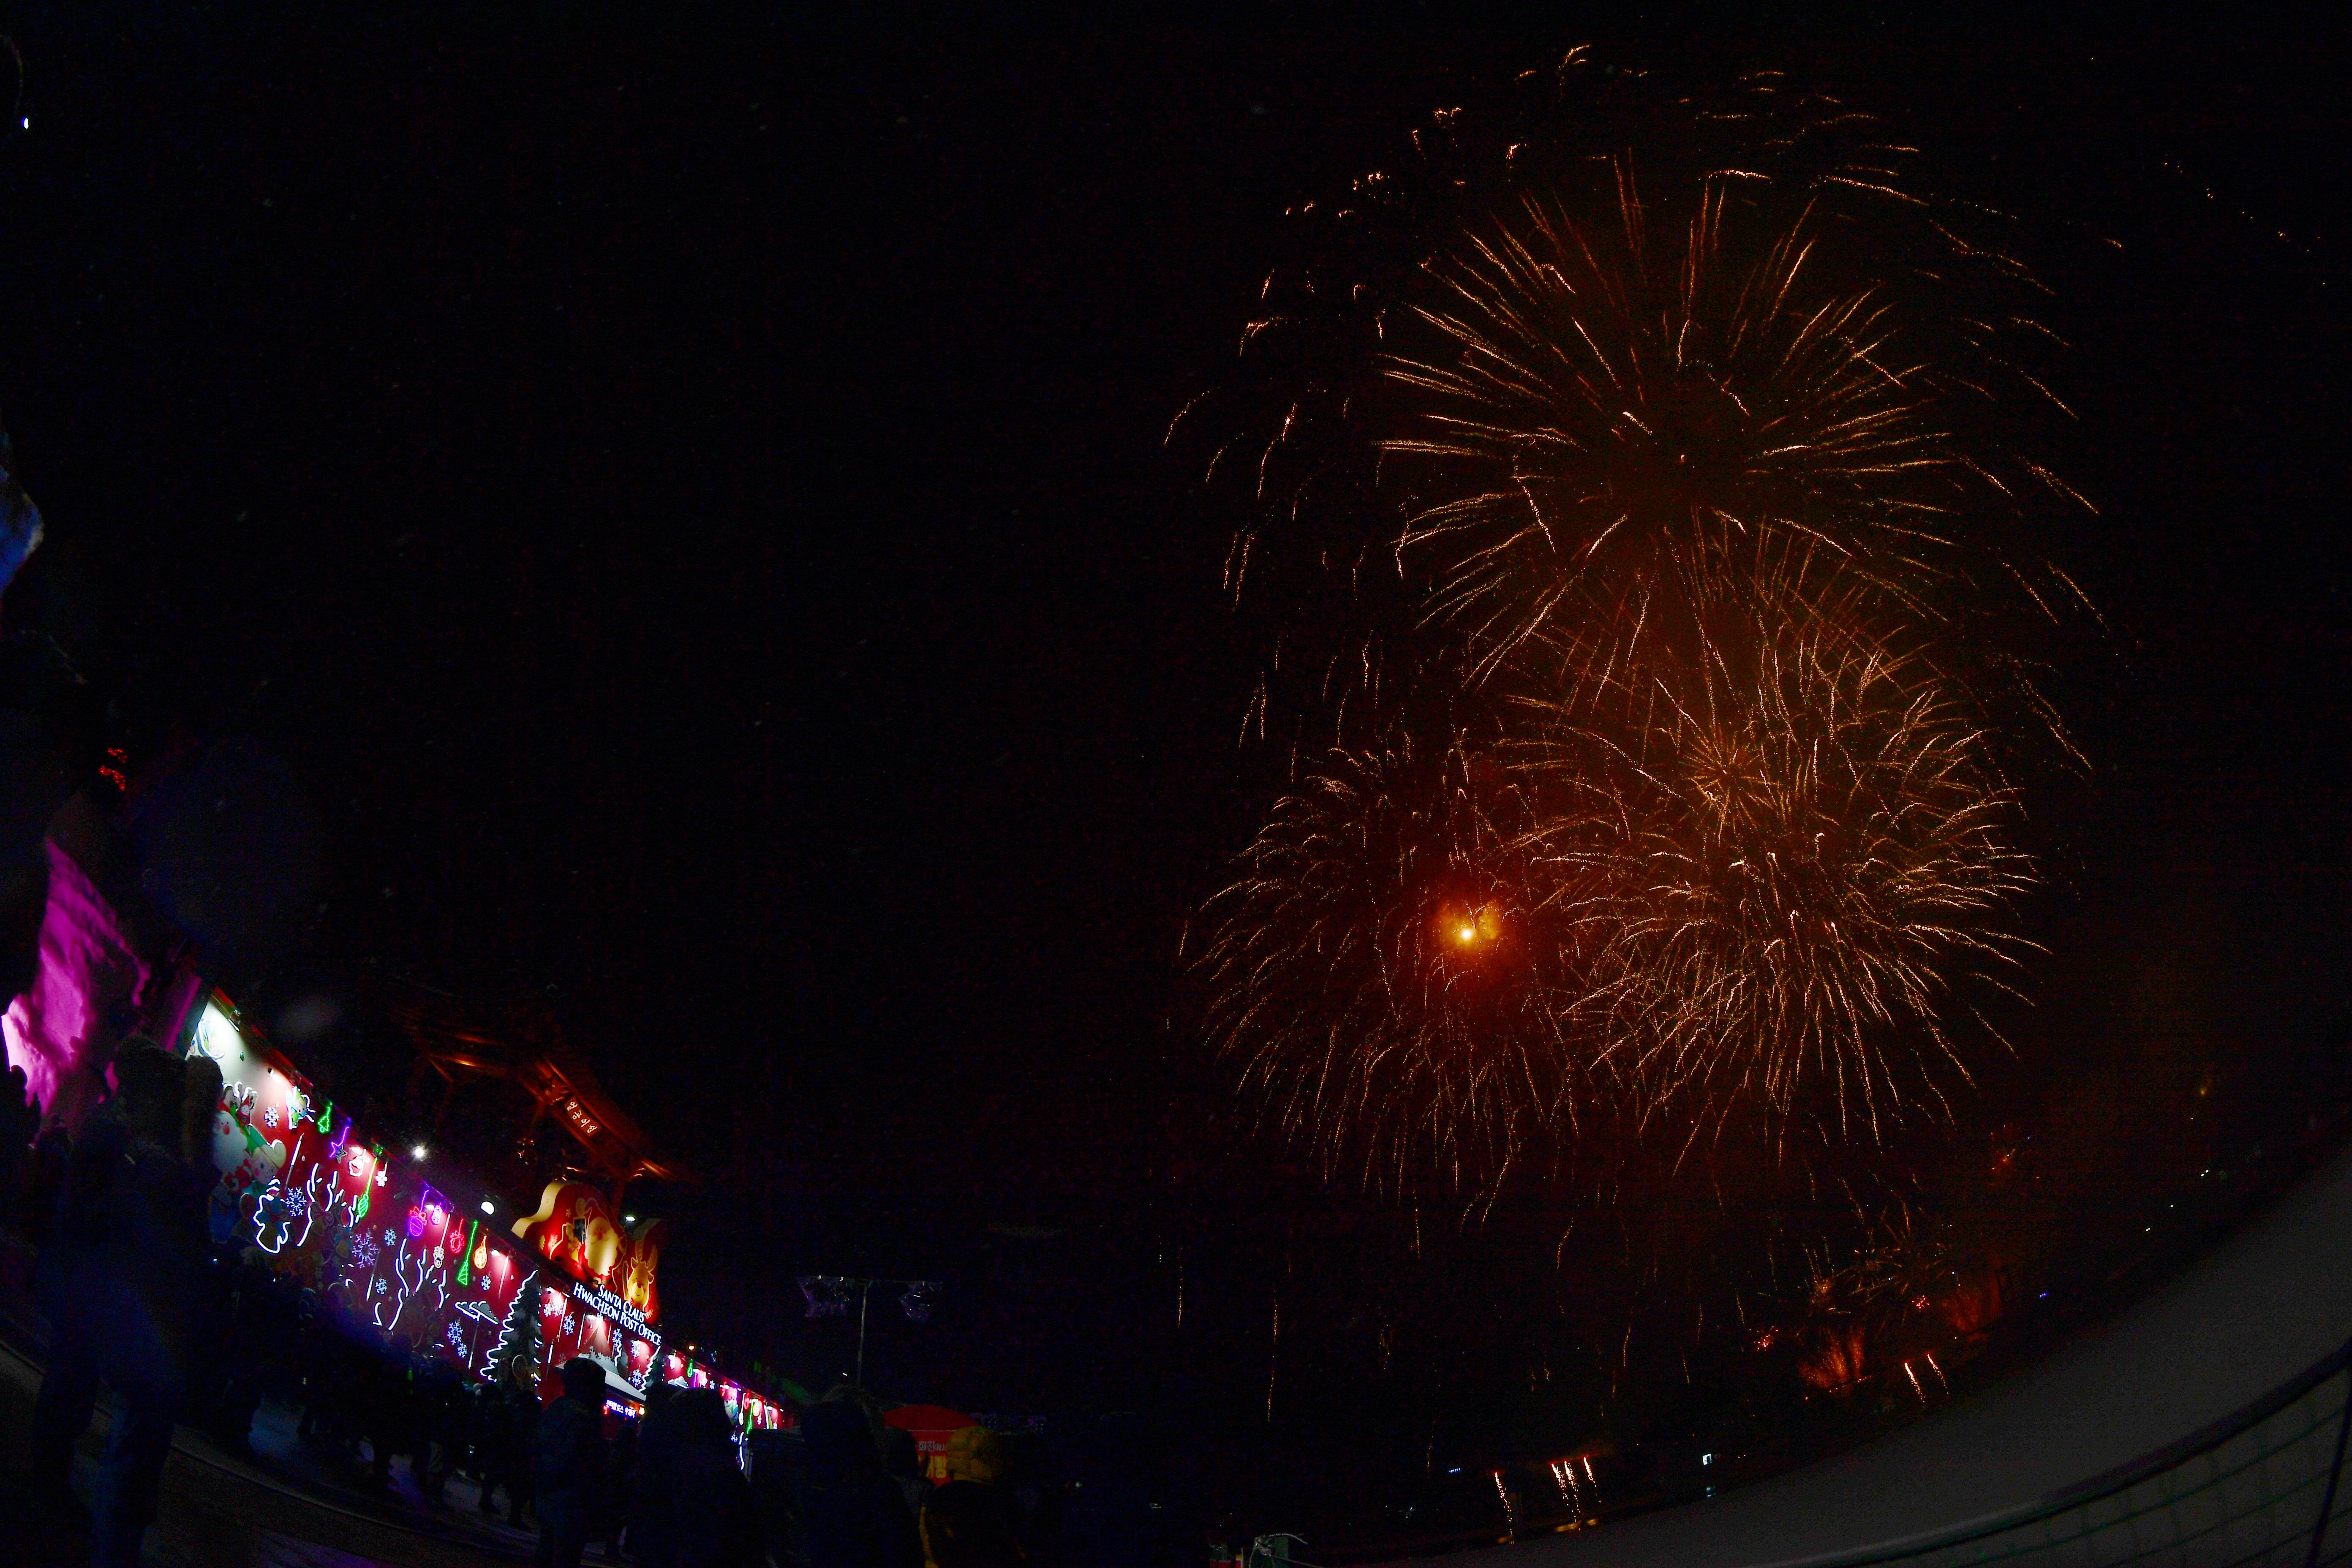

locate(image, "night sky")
(3, 3), (2348, 1533)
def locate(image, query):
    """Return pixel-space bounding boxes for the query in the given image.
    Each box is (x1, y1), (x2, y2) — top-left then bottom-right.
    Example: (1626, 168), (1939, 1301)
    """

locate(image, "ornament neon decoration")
(184, 985), (778, 1414)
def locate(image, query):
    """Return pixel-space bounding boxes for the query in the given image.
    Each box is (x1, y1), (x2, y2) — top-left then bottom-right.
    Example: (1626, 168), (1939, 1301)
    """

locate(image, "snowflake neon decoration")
(352, 1233), (379, 1268)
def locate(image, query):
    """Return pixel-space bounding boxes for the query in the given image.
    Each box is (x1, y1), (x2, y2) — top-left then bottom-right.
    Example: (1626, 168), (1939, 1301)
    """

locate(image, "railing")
(1250, 1533), (1323, 1568)
(1791, 1337), (2352, 1568)
(1315, 1333), (2352, 1565)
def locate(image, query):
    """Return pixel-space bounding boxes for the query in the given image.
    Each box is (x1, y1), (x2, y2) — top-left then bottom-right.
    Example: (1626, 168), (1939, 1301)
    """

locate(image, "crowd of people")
(1, 1039), (1055, 1567)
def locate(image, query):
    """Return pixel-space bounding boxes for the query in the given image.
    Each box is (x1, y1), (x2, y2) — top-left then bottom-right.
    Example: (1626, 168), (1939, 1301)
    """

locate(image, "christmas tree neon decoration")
(488, 1271), (541, 1385)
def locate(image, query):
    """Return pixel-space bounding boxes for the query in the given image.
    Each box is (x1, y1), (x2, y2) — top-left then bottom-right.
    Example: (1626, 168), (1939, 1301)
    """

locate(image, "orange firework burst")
(1380, 163), (2061, 682)
(1192, 738), (1617, 1201)
(1181, 59), (2089, 749)
(1195, 602), (2034, 1192)
(1187, 58), (2076, 1197)
(1534, 601), (2036, 1149)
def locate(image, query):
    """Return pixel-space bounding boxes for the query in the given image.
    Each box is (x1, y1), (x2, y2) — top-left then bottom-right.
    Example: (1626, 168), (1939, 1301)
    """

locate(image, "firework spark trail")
(1380, 168), (2004, 686)
(1196, 602), (2035, 1198)
(1190, 62), (2076, 1201)
(1184, 63), (2089, 757)
(1195, 737), (1622, 1203)
(1528, 601), (2038, 1154)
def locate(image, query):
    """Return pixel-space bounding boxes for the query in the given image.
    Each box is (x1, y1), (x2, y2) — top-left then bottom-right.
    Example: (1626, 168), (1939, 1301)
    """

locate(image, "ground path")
(0, 1257), (539, 1568)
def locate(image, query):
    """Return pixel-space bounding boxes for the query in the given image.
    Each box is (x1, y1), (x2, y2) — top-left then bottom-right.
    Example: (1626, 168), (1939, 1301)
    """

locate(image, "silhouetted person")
(599, 1407), (640, 1558)
(743, 1421), (806, 1568)
(920, 1427), (1022, 1568)
(19, 1119), (68, 1252)
(534, 1356), (610, 1568)
(0, 423), (42, 604)
(480, 1356), (539, 1524)
(920, 1481), (1024, 1568)
(27, 1075), (125, 1524)
(178, 1051), (221, 1172)
(207, 1247), (287, 1457)
(1, 1062), (33, 1226)
(362, 1341), (416, 1489)
(796, 1397), (921, 1568)
(631, 1380), (684, 1568)
(995, 1432), (1058, 1566)
(648, 1386), (762, 1567)
(882, 1426), (930, 1518)
(413, 1354), (467, 1502)
(29, 1040), (207, 1565)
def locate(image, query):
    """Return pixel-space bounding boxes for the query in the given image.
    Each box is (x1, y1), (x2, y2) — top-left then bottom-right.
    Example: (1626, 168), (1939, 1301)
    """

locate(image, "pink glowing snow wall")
(2, 838), (151, 1121)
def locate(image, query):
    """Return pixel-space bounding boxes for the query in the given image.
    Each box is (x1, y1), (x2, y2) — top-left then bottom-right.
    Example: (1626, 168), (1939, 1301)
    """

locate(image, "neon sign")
(568, 1277), (657, 1346)
(191, 998), (534, 1384)
(180, 995), (784, 1418)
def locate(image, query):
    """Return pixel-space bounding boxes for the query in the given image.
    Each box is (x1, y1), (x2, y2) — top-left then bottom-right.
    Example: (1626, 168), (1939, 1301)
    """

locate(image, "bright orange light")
(1452, 905), (1503, 946)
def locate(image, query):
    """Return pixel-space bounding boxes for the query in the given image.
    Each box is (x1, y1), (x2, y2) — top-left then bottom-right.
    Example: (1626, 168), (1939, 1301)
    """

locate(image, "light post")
(856, 1278), (871, 1386)
(799, 1275), (941, 1389)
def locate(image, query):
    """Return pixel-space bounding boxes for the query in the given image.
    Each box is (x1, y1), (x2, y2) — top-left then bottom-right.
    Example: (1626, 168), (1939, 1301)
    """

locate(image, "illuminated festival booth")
(190, 996), (566, 1386)
(0, 778), (787, 1430)
(182, 990), (784, 1428)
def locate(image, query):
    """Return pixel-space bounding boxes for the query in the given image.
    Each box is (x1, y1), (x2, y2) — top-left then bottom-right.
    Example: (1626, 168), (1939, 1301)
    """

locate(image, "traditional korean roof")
(381, 981), (695, 1194)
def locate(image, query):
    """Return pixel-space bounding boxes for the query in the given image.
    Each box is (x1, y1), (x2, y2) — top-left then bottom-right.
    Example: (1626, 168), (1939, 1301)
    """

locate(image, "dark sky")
(3, 0), (2349, 1469)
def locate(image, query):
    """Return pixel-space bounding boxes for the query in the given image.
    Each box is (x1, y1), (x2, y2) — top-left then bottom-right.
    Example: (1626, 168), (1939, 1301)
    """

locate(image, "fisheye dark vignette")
(0, 8), (2345, 1568)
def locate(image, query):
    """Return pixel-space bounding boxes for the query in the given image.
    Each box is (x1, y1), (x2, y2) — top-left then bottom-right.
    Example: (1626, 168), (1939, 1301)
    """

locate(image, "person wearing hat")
(920, 1426), (1022, 1568)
